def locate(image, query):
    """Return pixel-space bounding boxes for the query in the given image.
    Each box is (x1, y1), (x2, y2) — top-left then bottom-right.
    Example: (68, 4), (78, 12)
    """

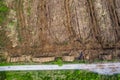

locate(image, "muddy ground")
(0, 0), (120, 62)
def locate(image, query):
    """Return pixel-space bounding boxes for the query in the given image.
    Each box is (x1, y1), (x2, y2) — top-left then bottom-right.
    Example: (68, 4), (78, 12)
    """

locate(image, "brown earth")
(0, 0), (120, 62)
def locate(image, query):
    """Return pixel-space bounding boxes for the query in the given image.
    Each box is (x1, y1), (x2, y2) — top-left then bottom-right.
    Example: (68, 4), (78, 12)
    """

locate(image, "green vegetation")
(0, 0), (9, 25)
(0, 1), (10, 48)
(0, 70), (120, 80)
(0, 59), (120, 80)
(27, 7), (31, 16)
(0, 71), (6, 80)
(0, 58), (120, 80)
(0, 58), (119, 66)
(53, 58), (63, 66)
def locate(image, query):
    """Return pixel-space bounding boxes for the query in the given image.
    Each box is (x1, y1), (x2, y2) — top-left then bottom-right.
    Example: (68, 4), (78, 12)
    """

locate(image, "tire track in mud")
(92, 0), (117, 48)
(6, 0), (25, 56)
(107, 0), (119, 43)
(114, 0), (120, 48)
(15, 0), (33, 55)
(45, 0), (61, 46)
(47, 0), (70, 43)
(109, 0), (120, 42)
(6, 0), (120, 59)
(29, 0), (40, 48)
(36, 0), (54, 53)
(87, 0), (103, 49)
(70, 0), (95, 50)
(64, 0), (75, 40)
(16, 0), (27, 45)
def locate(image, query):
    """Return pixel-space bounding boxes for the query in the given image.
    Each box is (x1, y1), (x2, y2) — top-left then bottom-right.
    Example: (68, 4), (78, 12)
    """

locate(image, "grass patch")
(0, 0), (10, 48)
(0, 59), (120, 80)
(0, 0), (9, 25)
(0, 70), (120, 80)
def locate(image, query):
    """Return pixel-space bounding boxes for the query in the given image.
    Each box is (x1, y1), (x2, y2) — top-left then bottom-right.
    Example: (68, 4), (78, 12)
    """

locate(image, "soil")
(0, 0), (120, 62)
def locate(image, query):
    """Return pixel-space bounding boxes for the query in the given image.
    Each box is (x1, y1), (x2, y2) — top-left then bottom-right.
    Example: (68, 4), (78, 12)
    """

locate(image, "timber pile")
(0, 0), (120, 62)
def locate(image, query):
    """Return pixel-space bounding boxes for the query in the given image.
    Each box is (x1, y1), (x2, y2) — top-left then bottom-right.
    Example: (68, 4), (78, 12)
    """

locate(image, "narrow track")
(0, 63), (120, 75)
